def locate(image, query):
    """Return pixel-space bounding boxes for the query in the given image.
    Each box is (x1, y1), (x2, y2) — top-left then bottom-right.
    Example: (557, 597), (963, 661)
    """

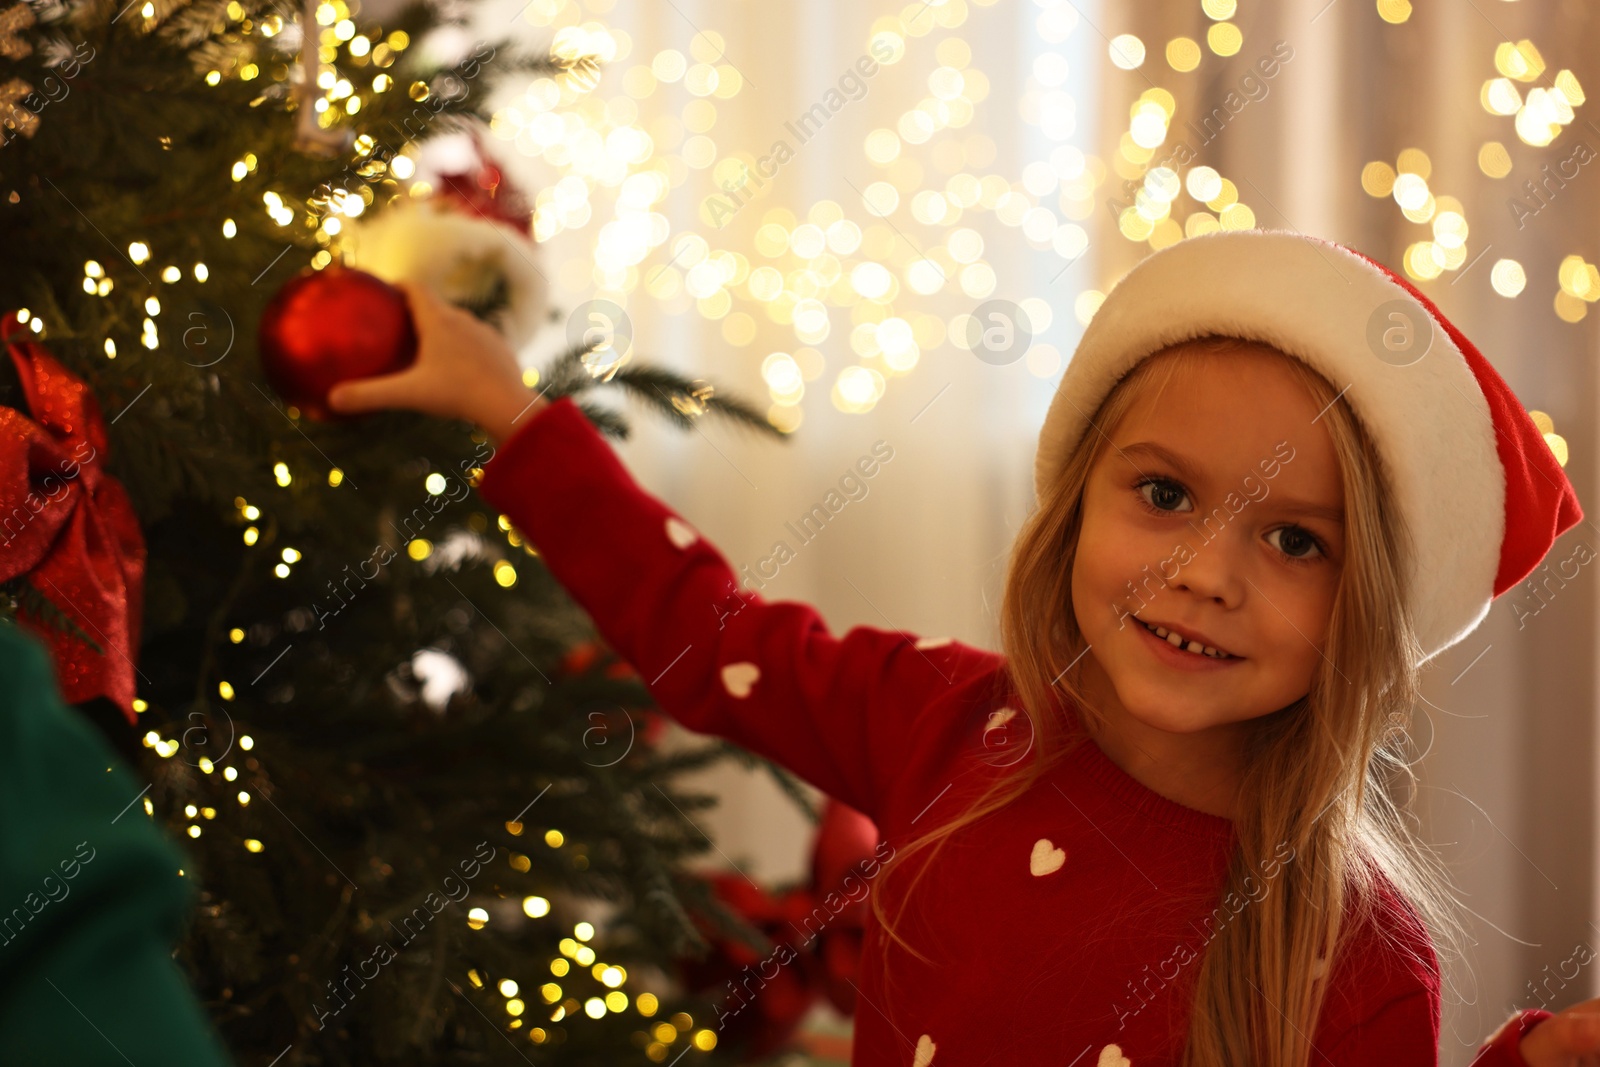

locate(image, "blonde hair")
(867, 335), (1466, 1066)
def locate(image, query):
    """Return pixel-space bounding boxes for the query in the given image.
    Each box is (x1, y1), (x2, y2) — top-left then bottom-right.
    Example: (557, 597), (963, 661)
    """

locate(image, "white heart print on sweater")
(1098, 1044), (1132, 1067)
(912, 1033), (936, 1066)
(721, 662), (760, 698)
(1030, 837), (1066, 876)
(664, 517), (698, 549)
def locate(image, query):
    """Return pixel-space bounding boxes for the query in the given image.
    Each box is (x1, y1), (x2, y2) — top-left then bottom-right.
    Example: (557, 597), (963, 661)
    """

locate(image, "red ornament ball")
(258, 264), (418, 420)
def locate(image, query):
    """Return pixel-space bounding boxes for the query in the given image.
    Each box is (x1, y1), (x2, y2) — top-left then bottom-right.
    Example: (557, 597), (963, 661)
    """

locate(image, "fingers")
(325, 378), (385, 414)
(325, 280), (440, 414)
(392, 277), (429, 308)
(329, 279), (510, 419)
(392, 278), (428, 315)
(1559, 1010), (1600, 1049)
(394, 278), (455, 333)
(326, 366), (423, 414)
(1523, 1006), (1600, 1065)
(394, 279), (489, 352)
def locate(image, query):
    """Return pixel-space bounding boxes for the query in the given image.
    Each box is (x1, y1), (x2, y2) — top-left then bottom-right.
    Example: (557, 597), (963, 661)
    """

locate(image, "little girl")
(328, 229), (1598, 1067)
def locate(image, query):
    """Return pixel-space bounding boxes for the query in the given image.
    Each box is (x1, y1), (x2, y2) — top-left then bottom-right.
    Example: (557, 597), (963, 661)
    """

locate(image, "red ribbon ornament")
(0, 315), (146, 724)
(677, 799), (883, 1058)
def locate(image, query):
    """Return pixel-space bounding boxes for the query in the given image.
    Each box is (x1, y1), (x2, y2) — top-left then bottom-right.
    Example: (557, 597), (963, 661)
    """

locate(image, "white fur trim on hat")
(343, 199), (548, 351)
(1034, 229), (1503, 665)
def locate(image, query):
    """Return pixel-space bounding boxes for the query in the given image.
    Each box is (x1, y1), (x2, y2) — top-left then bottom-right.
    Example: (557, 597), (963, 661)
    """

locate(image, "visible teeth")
(1141, 619), (1234, 659)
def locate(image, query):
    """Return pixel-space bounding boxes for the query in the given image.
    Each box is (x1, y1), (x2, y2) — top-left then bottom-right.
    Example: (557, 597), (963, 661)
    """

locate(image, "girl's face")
(1071, 343), (1346, 736)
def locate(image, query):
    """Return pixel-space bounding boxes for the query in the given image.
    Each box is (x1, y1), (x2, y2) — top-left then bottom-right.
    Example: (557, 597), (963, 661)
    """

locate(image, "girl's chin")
(1115, 683), (1298, 736)
(1110, 678), (1249, 734)
(1120, 704), (1232, 736)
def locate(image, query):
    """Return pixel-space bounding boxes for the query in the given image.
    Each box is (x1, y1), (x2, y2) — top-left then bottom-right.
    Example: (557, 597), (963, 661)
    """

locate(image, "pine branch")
(709, 740), (821, 825)
(156, 0), (233, 50)
(622, 368), (784, 439)
(534, 343), (789, 442)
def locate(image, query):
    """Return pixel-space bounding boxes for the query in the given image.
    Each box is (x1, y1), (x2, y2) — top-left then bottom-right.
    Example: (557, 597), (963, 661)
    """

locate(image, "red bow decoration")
(676, 798), (884, 1059)
(0, 316), (146, 724)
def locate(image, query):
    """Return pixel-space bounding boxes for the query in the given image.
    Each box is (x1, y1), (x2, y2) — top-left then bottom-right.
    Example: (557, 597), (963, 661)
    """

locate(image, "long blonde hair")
(867, 335), (1466, 1066)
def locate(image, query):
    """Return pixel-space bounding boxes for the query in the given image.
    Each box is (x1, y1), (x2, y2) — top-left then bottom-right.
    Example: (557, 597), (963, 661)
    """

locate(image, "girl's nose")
(1165, 530), (1247, 608)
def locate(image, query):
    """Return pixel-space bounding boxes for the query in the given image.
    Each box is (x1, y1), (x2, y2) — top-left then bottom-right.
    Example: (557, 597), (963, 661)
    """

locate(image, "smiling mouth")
(1135, 618), (1241, 660)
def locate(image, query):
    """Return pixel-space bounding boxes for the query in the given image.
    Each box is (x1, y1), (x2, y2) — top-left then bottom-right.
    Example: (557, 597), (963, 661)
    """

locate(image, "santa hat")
(1034, 229), (1584, 666)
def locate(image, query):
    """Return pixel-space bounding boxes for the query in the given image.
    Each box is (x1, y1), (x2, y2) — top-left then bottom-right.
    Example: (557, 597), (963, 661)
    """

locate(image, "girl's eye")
(1266, 526), (1326, 565)
(1131, 476), (1328, 566)
(1134, 476), (1191, 514)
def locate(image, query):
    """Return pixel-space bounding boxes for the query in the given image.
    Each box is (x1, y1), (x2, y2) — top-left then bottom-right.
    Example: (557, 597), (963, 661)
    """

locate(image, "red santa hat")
(1035, 228), (1584, 666)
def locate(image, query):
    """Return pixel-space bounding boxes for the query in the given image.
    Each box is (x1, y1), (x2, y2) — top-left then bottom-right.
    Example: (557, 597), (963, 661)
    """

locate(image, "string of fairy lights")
(133, 615), (717, 1053)
(496, 0), (1093, 425)
(3, 0), (714, 1055)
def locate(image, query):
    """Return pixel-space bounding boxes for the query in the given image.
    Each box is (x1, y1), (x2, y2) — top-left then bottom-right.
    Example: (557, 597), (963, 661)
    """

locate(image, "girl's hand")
(1519, 998), (1600, 1066)
(325, 279), (548, 445)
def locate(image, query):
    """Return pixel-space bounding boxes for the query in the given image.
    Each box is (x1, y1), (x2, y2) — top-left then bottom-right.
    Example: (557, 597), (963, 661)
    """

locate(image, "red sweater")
(476, 396), (1547, 1067)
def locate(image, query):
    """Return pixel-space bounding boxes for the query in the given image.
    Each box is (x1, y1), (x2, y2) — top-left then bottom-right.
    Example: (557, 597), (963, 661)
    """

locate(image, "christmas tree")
(0, 0), (817, 1062)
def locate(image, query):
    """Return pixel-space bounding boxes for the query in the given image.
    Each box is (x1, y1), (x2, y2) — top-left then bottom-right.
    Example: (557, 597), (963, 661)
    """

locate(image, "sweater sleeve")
(0, 624), (234, 1066)
(1319, 989), (1551, 1067)
(473, 396), (1004, 825)
(1319, 989), (1439, 1065)
(1468, 1009), (1552, 1067)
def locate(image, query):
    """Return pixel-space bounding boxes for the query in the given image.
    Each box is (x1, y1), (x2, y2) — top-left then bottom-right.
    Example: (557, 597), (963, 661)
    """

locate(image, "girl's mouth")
(1134, 617), (1244, 666)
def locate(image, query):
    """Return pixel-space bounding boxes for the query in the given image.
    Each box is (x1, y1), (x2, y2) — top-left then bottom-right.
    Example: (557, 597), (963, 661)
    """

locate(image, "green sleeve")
(0, 623), (234, 1066)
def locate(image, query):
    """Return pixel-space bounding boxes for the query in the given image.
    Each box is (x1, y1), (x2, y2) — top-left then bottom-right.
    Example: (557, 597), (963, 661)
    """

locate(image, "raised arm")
(473, 394), (1002, 823)
(326, 283), (1006, 825)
